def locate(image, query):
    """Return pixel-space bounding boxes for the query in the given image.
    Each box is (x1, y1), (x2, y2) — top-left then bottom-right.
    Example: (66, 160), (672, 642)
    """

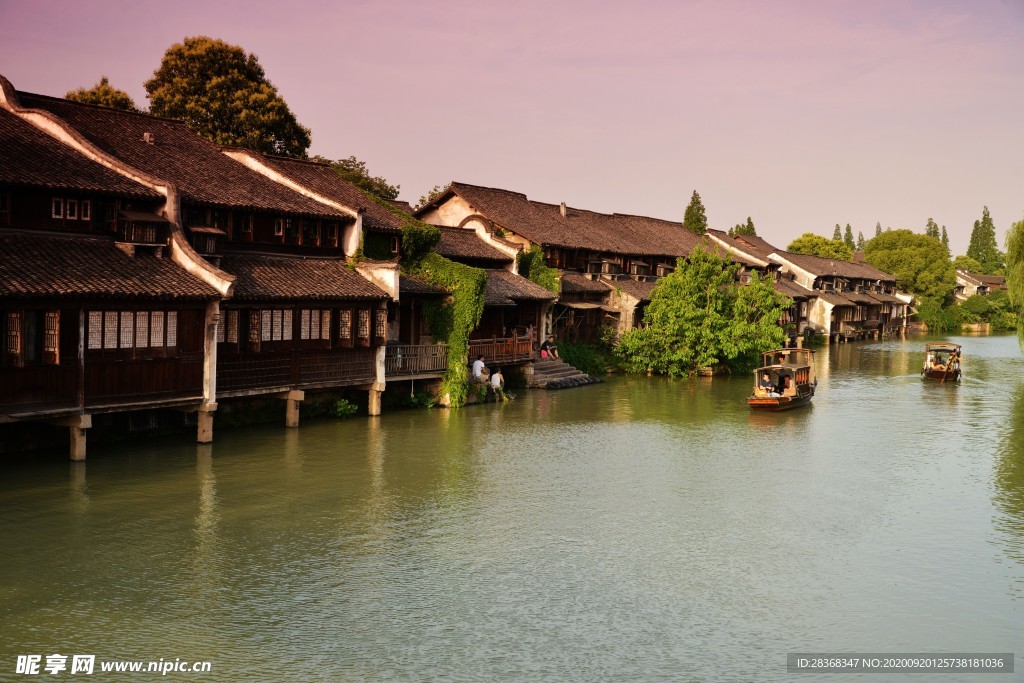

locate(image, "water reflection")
(995, 383), (1024, 599)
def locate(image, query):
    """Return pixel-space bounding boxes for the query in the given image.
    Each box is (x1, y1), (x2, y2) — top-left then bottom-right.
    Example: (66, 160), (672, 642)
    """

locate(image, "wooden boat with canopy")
(922, 342), (961, 382)
(747, 348), (816, 411)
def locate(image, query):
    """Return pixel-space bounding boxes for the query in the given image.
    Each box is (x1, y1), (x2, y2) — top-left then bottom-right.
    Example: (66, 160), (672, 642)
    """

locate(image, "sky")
(1, 0), (1022, 255)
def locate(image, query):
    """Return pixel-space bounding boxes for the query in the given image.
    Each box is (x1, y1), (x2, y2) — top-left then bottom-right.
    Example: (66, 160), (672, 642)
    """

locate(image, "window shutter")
(248, 310), (262, 353)
(43, 311), (60, 365)
(374, 308), (387, 343)
(357, 309), (370, 347)
(5, 311), (23, 367)
(338, 309), (352, 348)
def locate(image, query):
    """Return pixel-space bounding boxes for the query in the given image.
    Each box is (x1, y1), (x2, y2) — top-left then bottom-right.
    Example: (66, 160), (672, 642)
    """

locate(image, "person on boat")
(760, 372), (780, 397)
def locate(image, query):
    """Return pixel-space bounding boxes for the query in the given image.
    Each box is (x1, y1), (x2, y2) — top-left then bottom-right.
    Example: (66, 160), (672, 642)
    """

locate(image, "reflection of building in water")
(995, 385), (1024, 597)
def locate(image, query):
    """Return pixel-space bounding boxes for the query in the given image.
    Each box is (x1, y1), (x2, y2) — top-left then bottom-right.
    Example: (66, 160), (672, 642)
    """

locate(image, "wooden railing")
(385, 343), (448, 376)
(218, 348), (377, 393)
(468, 334), (534, 365)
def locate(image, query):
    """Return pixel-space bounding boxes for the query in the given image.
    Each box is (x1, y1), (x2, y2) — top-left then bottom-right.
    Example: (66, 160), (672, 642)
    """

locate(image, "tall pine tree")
(941, 226), (949, 252)
(682, 191), (708, 235)
(856, 231), (865, 251)
(967, 206), (1005, 274)
(843, 224), (855, 250)
(875, 222), (882, 238)
(832, 224), (842, 241)
(925, 218), (939, 239)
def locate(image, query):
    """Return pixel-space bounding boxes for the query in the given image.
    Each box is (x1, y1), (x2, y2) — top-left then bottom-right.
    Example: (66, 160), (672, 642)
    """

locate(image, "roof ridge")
(17, 90), (185, 124)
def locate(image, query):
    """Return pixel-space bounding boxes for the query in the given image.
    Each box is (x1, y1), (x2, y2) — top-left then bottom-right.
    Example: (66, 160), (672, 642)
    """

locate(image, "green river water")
(2, 334), (1023, 681)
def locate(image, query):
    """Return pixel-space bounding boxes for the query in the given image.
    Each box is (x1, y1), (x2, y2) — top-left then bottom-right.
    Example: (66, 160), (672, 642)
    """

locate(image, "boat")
(922, 343), (962, 382)
(747, 348), (816, 411)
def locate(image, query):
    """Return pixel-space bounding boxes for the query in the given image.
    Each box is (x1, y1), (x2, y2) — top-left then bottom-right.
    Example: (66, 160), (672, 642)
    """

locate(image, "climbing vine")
(407, 252), (487, 407)
(516, 244), (560, 294)
(362, 192), (441, 266)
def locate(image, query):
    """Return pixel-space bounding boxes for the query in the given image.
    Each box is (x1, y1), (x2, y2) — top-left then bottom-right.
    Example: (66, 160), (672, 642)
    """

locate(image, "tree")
(1006, 218), (1024, 349)
(66, 76), (141, 112)
(843, 224), (855, 250)
(614, 246), (787, 376)
(863, 230), (956, 306)
(145, 36), (311, 157)
(941, 226), (950, 252)
(312, 155), (400, 200)
(832, 224), (842, 241)
(966, 206), (1005, 274)
(925, 218), (940, 239)
(875, 222), (882, 238)
(417, 184), (445, 208)
(682, 190), (708, 235)
(728, 217), (756, 237)
(786, 232), (853, 260)
(856, 231), (865, 251)
(952, 255), (983, 273)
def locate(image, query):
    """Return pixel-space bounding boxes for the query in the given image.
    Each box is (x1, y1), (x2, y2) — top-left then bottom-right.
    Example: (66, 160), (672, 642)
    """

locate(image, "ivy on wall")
(409, 252), (487, 407)
(516, 244), (560, 294)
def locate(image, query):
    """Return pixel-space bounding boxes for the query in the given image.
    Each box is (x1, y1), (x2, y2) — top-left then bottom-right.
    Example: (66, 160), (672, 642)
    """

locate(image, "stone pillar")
(796, 336), (803, 349)
(368, 383), (384, 416)
(54, 414), (91, 462)
(280, 389), (305, 428)
(197, 403), (216, 443)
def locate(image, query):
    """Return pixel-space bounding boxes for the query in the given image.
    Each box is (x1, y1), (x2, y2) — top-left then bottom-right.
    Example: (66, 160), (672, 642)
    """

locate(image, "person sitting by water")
(760, 372), (780, 397)
(540, 335), (560, 359)
(472, 355), (489, 383)
(491, 366), (506, 399)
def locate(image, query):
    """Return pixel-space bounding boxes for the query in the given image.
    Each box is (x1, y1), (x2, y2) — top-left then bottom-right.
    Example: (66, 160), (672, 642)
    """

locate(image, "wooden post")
(283, 389), (304, 427)
(368, 383), (384, 416)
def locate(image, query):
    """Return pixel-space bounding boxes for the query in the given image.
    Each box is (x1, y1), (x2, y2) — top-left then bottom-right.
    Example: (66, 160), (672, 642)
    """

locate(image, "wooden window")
(51, 198), (64, 219)
(217, 310), (238, 344)
(66, 199), (78, 220)
(326, 223), (338, 246)
(248, 310), (261, 352)
(151, 312), (165, 347)
(243, 215), (253, 234)
(357, 308), (370, 346)
(43, 311), (59, 365)
(375, 308), (387, 341)
(88, 311), (103, 349)
(320, 310), (331, 340)
(119, 311), (134, 348)
(135, 311), (149, 348)
(103, 311), (118, 349)
(299, 309), (332, 341)
(338, 309), (352, 347)
(390, 236), (400, 255)
(261, 309), (292, 342)
(273, 219), (284, 237)
(81, 200), (91, 221)
(166, 311), (177, 347)
(5, 311), (22, 366)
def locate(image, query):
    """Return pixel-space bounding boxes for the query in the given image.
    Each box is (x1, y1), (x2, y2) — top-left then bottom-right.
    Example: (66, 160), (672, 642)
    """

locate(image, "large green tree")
(1006, 218), (1024, 348)
(832, 224), (842, 241)
(967, 206), (1005, 274)
(682, 190), (708, 235)
(925, 218), (940, 239)
(145, 36), (311, 157)
(952, 254), (983, 273)
(786, 232), (853, 260)
(311, 155), (400, 200)
(728, 216), (756, 237)
(863, 230), (956, 306)
(66, 76), (141, 112)
(941, 225), (950, 252)
(614, 246), (787, 376)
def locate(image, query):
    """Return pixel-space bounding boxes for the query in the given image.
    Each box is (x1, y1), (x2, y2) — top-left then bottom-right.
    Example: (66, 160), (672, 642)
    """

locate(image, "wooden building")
(955, 270), (1006, 301)
(0, 105), (221, 459)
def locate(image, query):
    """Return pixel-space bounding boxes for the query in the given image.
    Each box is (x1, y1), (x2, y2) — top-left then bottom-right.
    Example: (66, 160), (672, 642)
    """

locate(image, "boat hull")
(747, 389), (814, 411)
(922, 368), (960, 382)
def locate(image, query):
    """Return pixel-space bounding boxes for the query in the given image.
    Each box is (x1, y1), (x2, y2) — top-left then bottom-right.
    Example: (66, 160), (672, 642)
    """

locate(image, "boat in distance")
(922, 342), (961, 383)
(747, 348), (816, 411)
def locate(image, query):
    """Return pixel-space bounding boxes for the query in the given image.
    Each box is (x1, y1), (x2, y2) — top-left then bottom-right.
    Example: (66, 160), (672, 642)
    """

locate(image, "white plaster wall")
(419, 195), (475, 226)
(355, 262), (399, 301)
(808, 298), (834, 336)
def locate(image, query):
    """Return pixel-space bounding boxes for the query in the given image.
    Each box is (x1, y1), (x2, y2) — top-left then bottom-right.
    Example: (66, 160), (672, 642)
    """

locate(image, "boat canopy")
(925, 343), (961, 352)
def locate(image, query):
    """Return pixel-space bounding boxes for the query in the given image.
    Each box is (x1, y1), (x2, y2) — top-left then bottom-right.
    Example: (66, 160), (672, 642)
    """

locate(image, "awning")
(189, 226), (228, 235)
(119, 210), (170, 223)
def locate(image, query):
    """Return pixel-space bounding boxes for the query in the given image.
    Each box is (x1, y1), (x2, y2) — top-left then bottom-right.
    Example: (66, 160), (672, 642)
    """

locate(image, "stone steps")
(527, 358), (602, 390)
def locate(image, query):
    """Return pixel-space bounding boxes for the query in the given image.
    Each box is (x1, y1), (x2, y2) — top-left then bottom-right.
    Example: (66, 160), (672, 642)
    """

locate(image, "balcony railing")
(217, 348), (376, 394)
(468, 334), (534, 365)
(385, 343), (449, 377)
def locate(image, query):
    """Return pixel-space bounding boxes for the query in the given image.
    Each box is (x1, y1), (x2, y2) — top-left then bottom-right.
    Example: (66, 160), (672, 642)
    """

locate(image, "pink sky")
(2, 0), (1022, 255)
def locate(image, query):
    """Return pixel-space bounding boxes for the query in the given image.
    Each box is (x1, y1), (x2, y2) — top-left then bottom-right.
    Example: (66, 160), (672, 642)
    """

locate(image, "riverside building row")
(0, 75), (908, 459)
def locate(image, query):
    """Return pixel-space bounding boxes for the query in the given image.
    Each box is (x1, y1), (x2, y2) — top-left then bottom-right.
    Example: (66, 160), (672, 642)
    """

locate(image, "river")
(2, 334), (1023, 681)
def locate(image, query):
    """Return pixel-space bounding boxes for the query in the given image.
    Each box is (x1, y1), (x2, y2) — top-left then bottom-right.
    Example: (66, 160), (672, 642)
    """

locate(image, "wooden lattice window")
(5, 311), (22, 366)
(51, 198), (64, 219)
(217, 310), (238, 344)
(357, 309), (370, 345)
(43, 311), (59, 364)
(338, 309), (352, 347)
(261, 309), (293, 342)
(81, 200), (91, 221)
(88, 311), (103, 349)
(375, 308), (387, 341)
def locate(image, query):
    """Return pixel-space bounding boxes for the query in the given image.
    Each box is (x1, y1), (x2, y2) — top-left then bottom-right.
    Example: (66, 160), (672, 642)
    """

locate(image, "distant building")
(955, 270), (1006, 301)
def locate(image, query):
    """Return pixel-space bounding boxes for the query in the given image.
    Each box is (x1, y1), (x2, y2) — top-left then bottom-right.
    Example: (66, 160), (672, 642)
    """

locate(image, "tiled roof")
(774, 250), (895, 281)
(772, 278), (816, 300)
(437, 182), (703, 257)
(817, 291), (857, 307)
(484, 269), (557, 306)
(434, 226), (512, 263)
(399, 274), (446, 296)
(864, 290), (904, 304)
(706, 229), (779, 263)
(389, 200), (415, 214)
(17, 93), (345, 218)
(0, 230), (218, 300)
(608, 278), (658, 302)
(959, 271), (1006, 289)
(560, 271), (610, 294)
(254, 155), (405, 234)
(219, 253), (387, 302)
(0, 108), (159, 199)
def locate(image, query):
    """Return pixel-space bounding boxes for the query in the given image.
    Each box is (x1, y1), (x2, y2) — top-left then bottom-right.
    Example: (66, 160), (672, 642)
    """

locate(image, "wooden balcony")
(385, 343), (448, 378)
(468, 334), (534, 365)
(217, 348), (377, 396)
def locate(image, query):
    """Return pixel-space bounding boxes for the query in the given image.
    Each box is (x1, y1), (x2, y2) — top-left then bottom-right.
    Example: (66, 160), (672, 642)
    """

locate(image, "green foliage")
(915, 300), (964, 333)
(863, 229), (956, 306)
(875, 222), (882, 238)
(558, 340), (610, 376)
(786, 232), (854, 260)
(843, 224), (855, 250)
(728, 217), (756, 237)
(361, 192), (440, 266)
(952, 254), (983, 273)
(516, 244), (561, 293)
(362, 231), (394, 260)
(331, 399), (359, 418)
(410, 253), (487, 407)
(941, 226), (950, 252)
(832, 224), (842, 241)
(925, 218), (940, 239)
(66, 76), (141, 112)
(145, 36), (311, 157)
(417, 184), (445, 209)
(682, 190), (708, 235)
(967, 206), (1005, 274)
(614, 247), (787, 376)
(856, 231), (865, 251)
(406, 391), (436, 409)
(1006, 218), (1024, 349)
(314, 155), (401, 200)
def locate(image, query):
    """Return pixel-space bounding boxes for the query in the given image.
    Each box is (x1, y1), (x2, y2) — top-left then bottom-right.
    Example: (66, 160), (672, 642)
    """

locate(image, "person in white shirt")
(490, 367), (506, 399)
(471, 355), (488, 382)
